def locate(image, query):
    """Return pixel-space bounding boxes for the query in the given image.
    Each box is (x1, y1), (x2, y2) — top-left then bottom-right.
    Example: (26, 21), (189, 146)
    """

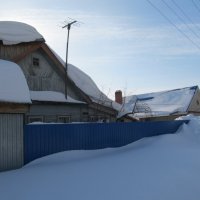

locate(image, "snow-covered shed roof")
(118, 86), (197, 118)
(0, 59), (31, 104)
(0, 21), (44, 45)
(30, 91), (85, 104)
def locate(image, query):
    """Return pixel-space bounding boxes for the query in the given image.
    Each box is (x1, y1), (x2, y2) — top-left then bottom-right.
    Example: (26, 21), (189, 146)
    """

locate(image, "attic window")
(33, 57), (39, 66)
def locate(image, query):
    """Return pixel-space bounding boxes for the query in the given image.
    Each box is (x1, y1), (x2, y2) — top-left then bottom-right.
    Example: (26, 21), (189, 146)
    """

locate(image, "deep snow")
(0, 115), (200, 200)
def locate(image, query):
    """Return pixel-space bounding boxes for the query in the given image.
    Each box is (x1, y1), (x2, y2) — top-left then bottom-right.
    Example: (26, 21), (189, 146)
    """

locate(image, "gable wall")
(0, 43), (83, 101)
(0, 43), (32, 60)
(19, 49), (65, 93)
(0, 43), (116, 121)
(188, 88), (200, 113)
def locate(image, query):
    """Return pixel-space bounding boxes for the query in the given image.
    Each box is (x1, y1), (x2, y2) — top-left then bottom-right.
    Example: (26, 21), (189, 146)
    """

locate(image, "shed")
(0, 59), (31, 171)
(118, 86), (200, 121)
(0, 21), (120, 123)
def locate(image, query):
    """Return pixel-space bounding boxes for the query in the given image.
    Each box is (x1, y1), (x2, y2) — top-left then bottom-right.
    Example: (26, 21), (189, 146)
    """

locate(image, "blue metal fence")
(24, 120), (188, 164)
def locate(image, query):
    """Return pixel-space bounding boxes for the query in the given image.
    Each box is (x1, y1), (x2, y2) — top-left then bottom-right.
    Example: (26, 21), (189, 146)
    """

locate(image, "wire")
(161, 0), (200, 39)
(191, 0), (200, 15)
(146, 0), (200, 51)
(171, 0), (200, 33)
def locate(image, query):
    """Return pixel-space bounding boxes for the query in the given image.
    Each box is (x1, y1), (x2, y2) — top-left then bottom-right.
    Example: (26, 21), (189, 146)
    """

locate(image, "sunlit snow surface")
(30, 91), (85, 104)
(0, 59), (31, 103)
(0, 115), (200, 200)
(0, 21), (44, 45)
(119, 86), (196, 118)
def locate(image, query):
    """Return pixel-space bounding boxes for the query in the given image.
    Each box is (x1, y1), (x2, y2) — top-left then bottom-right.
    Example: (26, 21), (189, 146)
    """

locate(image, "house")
(117, 86), (200, 121)
(0, 59), (31, 171)
(0, 21), (119, 123)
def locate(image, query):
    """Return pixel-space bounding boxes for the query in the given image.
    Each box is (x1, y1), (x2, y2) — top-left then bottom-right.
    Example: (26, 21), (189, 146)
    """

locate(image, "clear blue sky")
(1, 0), (200, 99)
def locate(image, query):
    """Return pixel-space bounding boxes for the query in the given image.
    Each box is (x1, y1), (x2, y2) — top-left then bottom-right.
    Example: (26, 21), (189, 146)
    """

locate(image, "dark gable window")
(33, 57), (39, 66)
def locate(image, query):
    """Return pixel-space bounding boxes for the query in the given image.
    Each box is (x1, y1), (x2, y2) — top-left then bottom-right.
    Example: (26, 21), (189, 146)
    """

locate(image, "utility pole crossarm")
(62, 20), (77, 29)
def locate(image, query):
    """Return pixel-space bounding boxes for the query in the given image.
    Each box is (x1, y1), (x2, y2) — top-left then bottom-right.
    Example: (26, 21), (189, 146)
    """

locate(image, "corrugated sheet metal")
(0, 114), (24, 171)
(24, 120), (188, 164)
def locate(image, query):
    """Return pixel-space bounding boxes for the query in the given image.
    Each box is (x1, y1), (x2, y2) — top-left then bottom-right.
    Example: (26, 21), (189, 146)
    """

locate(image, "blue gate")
(24, 120), (188, 164)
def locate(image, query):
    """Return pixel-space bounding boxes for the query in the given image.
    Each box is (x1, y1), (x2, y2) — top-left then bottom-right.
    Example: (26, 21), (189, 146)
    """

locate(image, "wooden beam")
(0, 103), (29, 113)
(40, 43), (65, 74)
(89, 102), (117, 116)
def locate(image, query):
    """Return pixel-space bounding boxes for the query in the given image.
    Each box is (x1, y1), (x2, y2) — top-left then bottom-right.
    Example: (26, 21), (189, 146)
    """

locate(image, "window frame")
(57, 115), (71, 123)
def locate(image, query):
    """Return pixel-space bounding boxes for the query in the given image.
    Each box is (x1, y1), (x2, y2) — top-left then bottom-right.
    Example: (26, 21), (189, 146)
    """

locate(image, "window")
(197, 100), (200, 105)
(57, 116), (71, 123)
(28, 116), (43, 123)
(89, 115), (99, 122)
(32, 57), (40, 66)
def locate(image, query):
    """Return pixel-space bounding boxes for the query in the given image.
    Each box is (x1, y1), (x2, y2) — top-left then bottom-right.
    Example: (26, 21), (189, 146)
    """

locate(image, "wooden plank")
(0, 103), (29, 113)
(11, 42), (42, 62)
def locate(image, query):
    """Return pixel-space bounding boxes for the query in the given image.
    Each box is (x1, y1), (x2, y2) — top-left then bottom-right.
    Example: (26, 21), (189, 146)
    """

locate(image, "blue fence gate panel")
(24, 120), (188, 164)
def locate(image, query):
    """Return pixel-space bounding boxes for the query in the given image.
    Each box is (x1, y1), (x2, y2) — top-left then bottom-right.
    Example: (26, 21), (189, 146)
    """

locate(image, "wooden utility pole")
(62, 20), (77, 99)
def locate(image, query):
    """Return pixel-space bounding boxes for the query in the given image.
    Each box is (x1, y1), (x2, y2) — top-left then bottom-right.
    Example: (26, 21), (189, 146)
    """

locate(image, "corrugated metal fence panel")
(24, 120), (188, 164)
(0, 114), (24, 171)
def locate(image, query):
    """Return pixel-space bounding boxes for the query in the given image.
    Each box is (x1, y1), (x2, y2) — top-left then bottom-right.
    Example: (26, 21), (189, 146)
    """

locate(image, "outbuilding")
(0, 59), (31, 171)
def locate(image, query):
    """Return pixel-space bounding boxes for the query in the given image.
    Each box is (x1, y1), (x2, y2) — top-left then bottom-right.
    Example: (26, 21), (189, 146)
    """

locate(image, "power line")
(146, 0), (200, 51)
(192, 0), (200, 15)
(171, 0), (200, 33)
(161, 0), (200, 39)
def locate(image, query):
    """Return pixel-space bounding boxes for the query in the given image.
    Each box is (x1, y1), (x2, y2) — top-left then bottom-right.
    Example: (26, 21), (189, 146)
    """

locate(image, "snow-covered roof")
(68, 64), (116, 107)
(50, 48), (120, 111)
(118, 86), (197, 118)
(30, 91), (85, 104)
(0, 21), (44, 45)
(0, 59), (31, 104)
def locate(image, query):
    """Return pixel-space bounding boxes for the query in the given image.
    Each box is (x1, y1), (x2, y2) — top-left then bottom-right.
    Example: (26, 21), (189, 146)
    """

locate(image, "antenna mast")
(62, 20), (77, 99)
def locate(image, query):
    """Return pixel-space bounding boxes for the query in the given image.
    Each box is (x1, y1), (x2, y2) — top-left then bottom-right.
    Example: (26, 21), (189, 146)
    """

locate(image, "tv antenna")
(62, 19), (78, 99)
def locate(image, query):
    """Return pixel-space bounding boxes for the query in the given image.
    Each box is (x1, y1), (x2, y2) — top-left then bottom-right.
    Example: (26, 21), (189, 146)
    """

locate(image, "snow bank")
(0, 21), (44, 45)
(30, 91), (85, 104)
(0, 59), (31, 103)
(0, 117), (200, 200)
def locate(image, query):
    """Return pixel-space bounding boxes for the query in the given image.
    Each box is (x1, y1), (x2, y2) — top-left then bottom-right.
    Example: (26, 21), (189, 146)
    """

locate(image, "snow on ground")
(0, 116), (200, 200)
(0, 59), (31, 103)
(0, 21), (44, 45)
